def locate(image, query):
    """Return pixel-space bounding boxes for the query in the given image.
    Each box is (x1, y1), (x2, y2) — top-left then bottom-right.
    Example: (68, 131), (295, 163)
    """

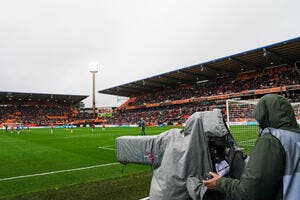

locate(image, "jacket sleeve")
(216, 133), (285, 200)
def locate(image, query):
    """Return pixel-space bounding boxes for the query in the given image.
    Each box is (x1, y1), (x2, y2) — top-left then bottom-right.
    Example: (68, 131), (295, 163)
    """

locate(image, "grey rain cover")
(116, 110), (230, 200)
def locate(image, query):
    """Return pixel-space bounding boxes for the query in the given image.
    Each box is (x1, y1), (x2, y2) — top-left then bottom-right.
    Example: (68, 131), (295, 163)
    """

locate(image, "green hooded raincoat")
(216, 94), (300, 200)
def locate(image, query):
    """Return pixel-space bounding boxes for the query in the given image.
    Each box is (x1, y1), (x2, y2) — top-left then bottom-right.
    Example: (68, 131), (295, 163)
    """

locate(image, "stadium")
(0, 35), (299, 199)
(2, 1), (300, 199)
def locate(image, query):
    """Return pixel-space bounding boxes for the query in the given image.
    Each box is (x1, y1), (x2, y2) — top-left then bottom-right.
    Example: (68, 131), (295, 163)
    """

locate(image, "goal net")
(226, 99), (300, 148)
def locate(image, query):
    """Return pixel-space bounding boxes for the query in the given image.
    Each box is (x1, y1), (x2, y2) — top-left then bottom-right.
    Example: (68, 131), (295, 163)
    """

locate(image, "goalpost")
(226, 99), (300, 148)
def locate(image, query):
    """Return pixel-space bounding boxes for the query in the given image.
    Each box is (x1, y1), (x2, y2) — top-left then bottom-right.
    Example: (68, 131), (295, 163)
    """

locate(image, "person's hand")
(202, 172), (220, 190)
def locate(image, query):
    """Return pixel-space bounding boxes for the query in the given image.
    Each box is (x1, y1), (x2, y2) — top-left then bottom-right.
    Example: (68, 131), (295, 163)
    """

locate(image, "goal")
(226, 99), (300, 148)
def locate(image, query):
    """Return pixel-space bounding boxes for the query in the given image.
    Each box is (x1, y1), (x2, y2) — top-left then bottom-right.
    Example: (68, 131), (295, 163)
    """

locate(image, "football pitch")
(0, 126), (256, 198)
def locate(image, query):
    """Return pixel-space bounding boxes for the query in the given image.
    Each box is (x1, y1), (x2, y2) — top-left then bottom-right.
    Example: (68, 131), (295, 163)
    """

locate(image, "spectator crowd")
(109, 65), (300, 125)
(130, 65), (299, 107)
(0, 104), (73, 126)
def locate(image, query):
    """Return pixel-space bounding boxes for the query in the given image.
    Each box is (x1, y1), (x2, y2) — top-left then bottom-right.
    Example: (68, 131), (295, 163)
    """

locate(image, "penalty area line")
(0, 162), (120, 182)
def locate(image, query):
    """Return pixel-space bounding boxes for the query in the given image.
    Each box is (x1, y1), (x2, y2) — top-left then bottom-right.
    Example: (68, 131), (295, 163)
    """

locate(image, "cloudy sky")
(0, 0), (299, 107)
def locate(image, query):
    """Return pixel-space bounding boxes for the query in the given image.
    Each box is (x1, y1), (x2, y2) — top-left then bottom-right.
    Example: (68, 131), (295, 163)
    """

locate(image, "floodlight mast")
(89, 63), (99, 115)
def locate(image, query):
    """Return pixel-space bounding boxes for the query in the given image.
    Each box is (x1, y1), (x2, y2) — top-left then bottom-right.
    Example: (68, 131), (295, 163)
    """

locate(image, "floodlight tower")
(89, 62), (99, 115)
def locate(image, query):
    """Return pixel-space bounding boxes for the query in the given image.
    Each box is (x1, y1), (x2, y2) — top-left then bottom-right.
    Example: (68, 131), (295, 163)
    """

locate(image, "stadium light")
(89, 62), (99, 115)
(89, 62), (99, 73)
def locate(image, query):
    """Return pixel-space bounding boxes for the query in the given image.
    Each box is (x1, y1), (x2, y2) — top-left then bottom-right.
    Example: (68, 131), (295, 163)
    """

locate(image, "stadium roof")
(0, 91), (88, 104)
(99, 37), (300, 97)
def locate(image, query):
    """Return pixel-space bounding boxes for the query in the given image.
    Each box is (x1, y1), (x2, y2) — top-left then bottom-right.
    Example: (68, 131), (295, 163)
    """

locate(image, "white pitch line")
(139, 197), (150, 200)
(103, 145), (115, 148)
(0, 162), (119, 182)
(237, 138), (256, 147)
(98, 146), (116, 151)
(237, 138), (257, 144)
(239, 144), (255, 147)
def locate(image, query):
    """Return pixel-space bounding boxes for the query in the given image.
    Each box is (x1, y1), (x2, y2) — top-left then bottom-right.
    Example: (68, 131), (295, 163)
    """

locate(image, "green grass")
(0, 125), (256, 199)
(0, 127), (172, 199)
(5, 172), (153, 200)
(230, 125), (258, 153)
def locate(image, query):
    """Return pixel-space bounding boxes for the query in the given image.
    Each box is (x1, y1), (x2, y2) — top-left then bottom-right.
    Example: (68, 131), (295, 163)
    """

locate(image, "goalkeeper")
(203, 94), (300, 200)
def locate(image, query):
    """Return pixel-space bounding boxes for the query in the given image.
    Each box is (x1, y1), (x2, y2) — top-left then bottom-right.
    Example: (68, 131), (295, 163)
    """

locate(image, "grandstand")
(0, 91), (88, 127)
(99, 37), (300, 127)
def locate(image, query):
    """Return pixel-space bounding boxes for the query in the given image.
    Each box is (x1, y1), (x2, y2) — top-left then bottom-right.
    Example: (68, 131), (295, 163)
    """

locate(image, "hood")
(254, 94), (300, 133)
(184, 109), (229, 137)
